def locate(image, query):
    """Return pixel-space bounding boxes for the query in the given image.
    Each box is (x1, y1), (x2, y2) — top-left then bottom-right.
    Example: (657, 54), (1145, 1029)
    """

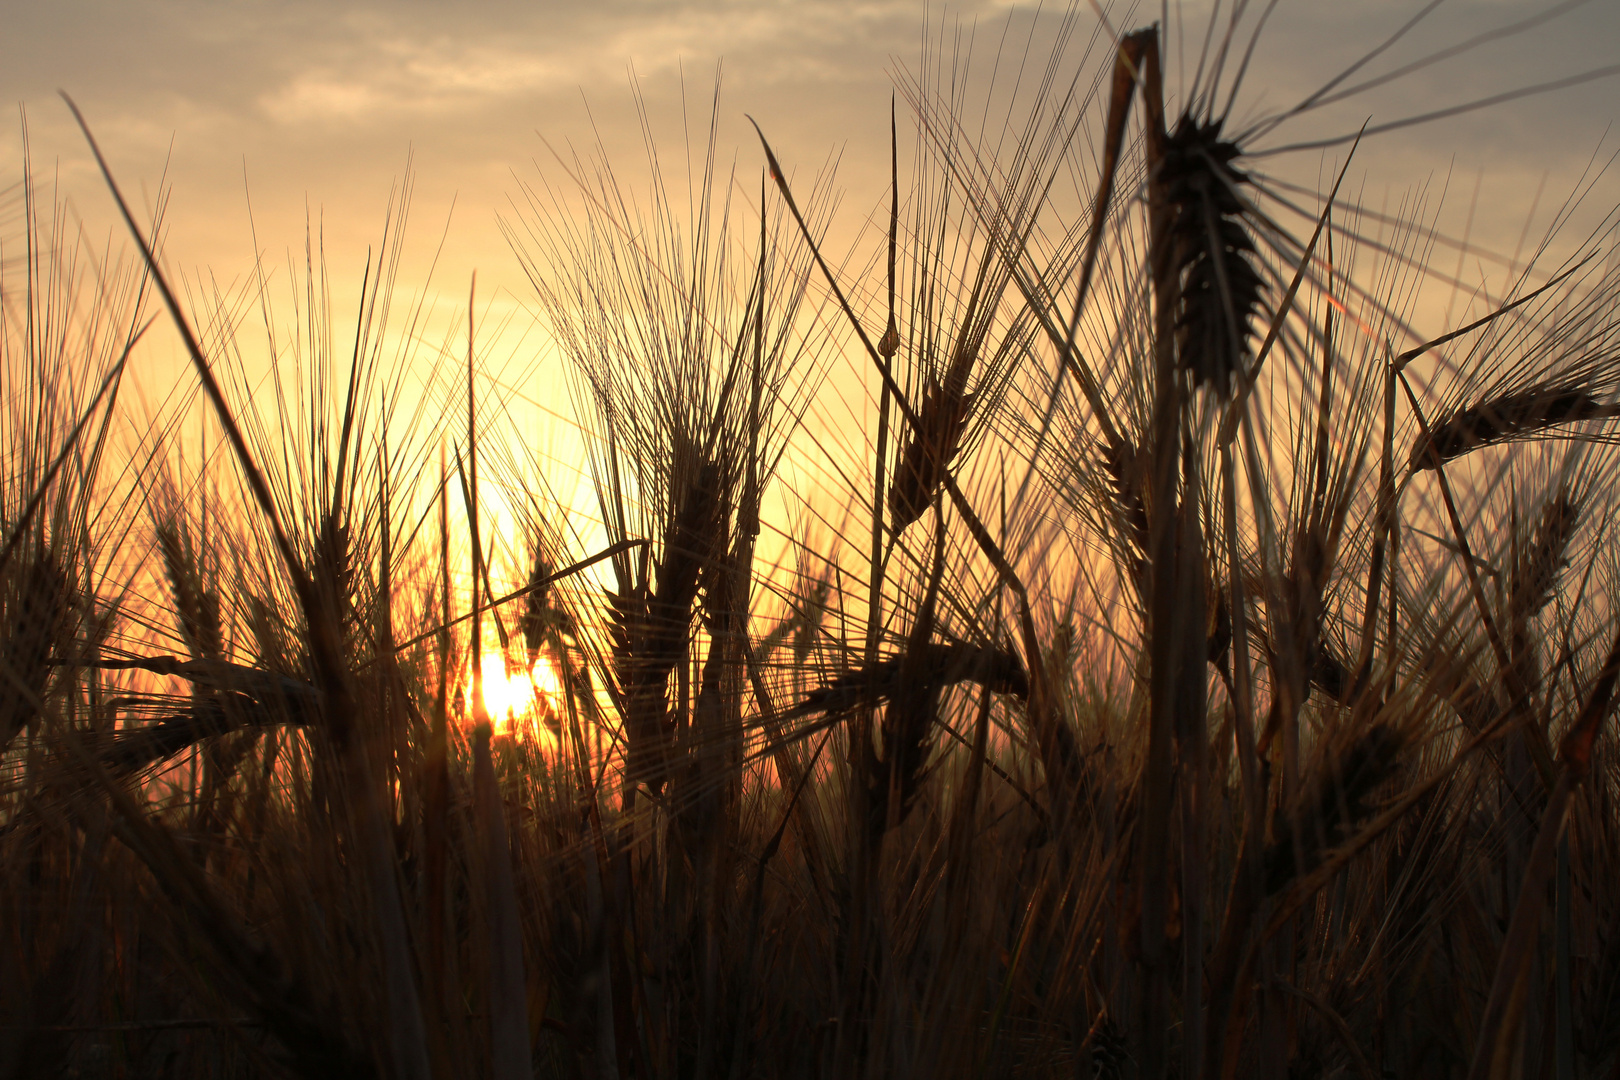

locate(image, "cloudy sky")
(3, 0), (1617, 499)
(6, 1), (1616, 280)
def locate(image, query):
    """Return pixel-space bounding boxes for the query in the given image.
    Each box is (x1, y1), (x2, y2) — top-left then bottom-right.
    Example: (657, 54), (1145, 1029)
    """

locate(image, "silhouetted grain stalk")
(753, 90), (1113, 1077)
(63, 99), (438, 1078)
(1508, 487), (1581, 694)
(618, 458), (729, 799)
(0, 553), (73, 756)
(1411, 384), (1620, 472)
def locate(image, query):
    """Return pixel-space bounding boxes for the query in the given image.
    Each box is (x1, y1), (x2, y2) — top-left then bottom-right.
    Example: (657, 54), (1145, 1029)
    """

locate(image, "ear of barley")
(1509, 487), (1580, 625)
(888, 377), (973, 533)
(1101, 437), (1151, 575)
(1263, 722), (1403, 897)
(622, 458), (729, 793)
(1409, 383), (1620, 470)
(1160, 113), (1266, 397)
(156, 521), (222, 662)
(0, 551), (72, 753)
(784, 640), (1030, 723)
(520, 549), (553, 670)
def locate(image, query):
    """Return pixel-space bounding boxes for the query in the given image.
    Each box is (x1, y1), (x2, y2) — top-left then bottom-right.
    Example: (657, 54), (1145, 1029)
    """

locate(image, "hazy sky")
(3, 0), (1618, 461)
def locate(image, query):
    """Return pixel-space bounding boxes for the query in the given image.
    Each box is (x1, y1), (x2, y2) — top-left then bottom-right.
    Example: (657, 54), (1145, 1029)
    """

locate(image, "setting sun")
(466, 652), (561, 735)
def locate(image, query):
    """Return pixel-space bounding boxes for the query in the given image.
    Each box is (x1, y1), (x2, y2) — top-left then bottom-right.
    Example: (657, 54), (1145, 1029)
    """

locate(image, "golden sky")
(7, 0), (1616, 307)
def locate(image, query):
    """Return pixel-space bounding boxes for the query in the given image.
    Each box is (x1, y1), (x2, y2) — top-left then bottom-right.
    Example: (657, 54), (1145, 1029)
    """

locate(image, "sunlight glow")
(466, 652), (561, 739)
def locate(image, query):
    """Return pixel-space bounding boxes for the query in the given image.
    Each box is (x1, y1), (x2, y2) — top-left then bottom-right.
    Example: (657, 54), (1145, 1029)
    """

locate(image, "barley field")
(4, 4), (1620, 1078)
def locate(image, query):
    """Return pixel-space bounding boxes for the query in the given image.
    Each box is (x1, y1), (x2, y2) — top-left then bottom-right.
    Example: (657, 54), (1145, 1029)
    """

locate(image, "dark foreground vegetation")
(5, 5), (1620, 1078)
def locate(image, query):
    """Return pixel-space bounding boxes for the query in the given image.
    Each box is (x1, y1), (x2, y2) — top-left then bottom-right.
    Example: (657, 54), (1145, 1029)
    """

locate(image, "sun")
(466, 652), (562, 737)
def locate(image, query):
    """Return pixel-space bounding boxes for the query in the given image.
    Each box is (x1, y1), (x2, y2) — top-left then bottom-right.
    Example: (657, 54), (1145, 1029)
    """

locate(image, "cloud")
(230, 0), (932, 126)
